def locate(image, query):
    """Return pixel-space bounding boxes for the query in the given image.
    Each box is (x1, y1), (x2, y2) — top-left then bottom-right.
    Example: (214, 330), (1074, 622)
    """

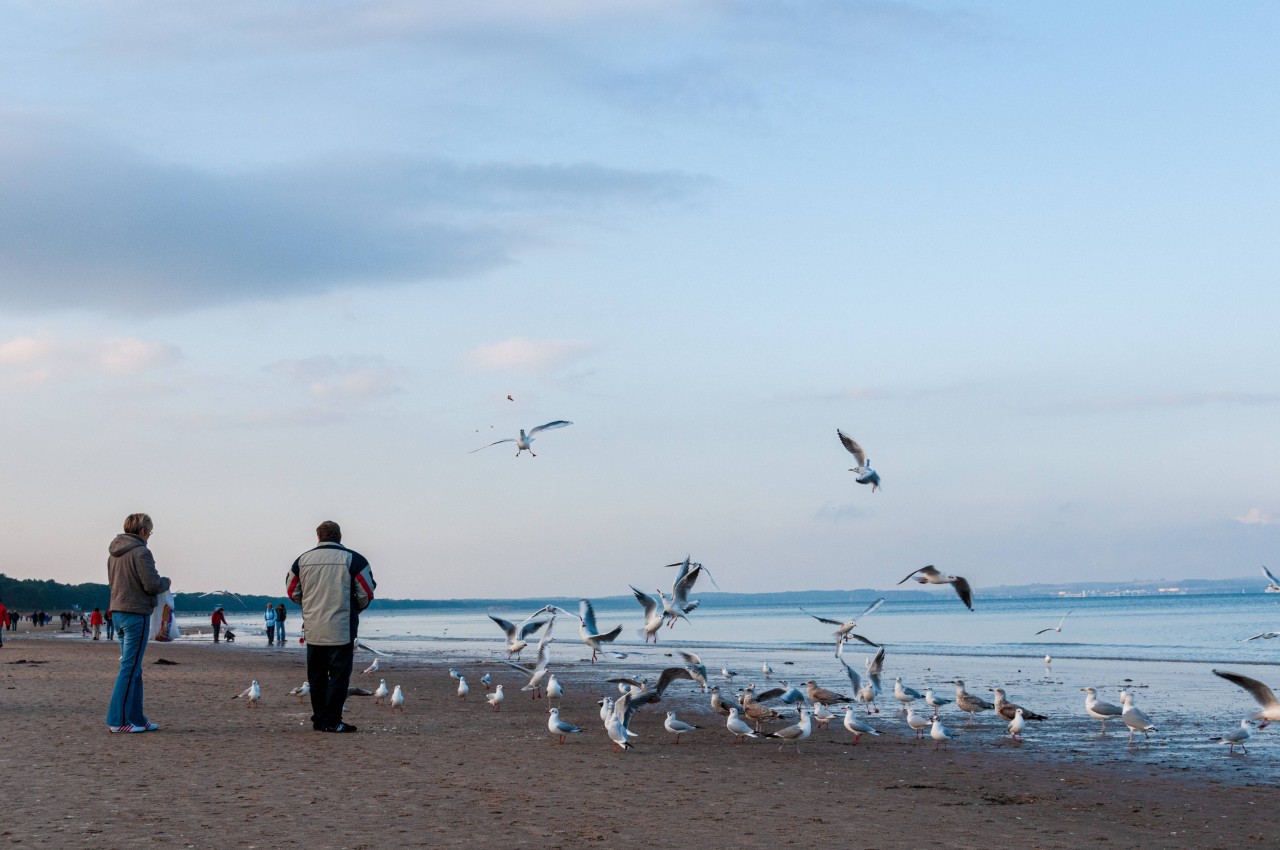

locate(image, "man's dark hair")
(316, 520), (342, 543)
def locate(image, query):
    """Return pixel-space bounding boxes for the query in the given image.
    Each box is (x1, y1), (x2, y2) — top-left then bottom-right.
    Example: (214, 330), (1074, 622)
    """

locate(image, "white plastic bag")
(150, 591), (180, 642)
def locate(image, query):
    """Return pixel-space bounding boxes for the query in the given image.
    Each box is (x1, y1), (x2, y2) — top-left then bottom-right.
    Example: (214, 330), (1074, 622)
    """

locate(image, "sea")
(176, 592), (1280, 784)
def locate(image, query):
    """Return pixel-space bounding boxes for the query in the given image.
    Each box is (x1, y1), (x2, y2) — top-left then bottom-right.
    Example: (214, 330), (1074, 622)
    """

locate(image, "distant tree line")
(0, 574), (296, 614)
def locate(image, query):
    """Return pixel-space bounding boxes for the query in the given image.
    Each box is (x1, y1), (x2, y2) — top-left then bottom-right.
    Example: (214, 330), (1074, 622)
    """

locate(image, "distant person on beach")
(0, 597), (7, 647)
(79, 614), (90, 637)
(274, 603), (287, 644)
(105, 609), (115, 641)
(211, 606), (227, 643)
(90, 608), (104, 640)
(105, 512), (171, 733)
(264, 603), (277, 645)
(286, 520), (375, 733)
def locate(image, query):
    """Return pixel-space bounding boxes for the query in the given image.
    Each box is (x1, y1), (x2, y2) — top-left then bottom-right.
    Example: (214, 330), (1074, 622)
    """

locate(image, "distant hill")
(1, 572), (1270, 613)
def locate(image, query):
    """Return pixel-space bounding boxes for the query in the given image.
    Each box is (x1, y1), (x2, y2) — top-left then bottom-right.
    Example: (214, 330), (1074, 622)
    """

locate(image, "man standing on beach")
(274, 603), (287, 645)
(106, 512), (171, 733)
(211, 606), (227, 643)
(286, 521), (375, 733)
(0, 597), (7, 647)
(264, 603), (277, 646)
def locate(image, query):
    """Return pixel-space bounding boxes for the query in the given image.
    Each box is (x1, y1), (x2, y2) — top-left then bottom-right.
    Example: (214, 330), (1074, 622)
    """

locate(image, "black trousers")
(306, 642), (354, 729)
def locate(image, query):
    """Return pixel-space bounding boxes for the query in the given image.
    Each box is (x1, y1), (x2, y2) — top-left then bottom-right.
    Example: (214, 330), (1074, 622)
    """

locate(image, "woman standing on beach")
(105, 513), (171, 733)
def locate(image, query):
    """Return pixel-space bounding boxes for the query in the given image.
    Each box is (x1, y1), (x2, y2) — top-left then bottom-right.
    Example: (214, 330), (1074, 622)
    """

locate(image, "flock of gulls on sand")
(233, 429), (1278, 756)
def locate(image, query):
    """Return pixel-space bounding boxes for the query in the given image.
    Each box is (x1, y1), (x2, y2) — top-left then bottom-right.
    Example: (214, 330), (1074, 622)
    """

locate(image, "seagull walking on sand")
(898, 565), (973, 610)
(374, 679), (389, 705)
(234, 680), (261, 707)
(894, 677), (923, 709)
(726, 707), (762, 743)
(762, 660), (773, 680)
(837, 429), (881, 492)
(288, 681), (310, 702)
(546, 674), (564, 704)
(1215, 719), (1252, 754)
(487, 684), (504, 710)
(923, 688), (952, 717)
(1081, 687), (1124, 732)
(664, 711), (701, 745)
(930, 716), (955, 749)
(390, 685), (405, 711)
(842, 707), (880, 745)
(906, 706), (931, 739)
(456, 676), (470, 700)
(1212, 670), (1280, 727)
(362, 658), (381, 675)
(547, 708), (582, 745)
(767, 708), (813, 754)
(470, 420), (573, 457)
(993, 688), (1047, 722)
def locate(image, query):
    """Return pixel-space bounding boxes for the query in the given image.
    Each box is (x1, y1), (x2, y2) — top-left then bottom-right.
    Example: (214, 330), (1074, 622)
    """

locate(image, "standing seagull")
(470, 420), (573, 457)
(1120, 690), (1157, 744)
(767, 708), (813, 754)
(1212, 670), (1280, 727)
(1081, 687), (1124, 732)
(898, 565), (974, 610)
(664, 711), (700, 745)
(841, 707), (880, 745)
(1007, 708), (1025, 741)
(362, 658), (381, 675)
(547, 708), (582, 745)
(930, 716), (955, 750)
(1215, 719), (1252, 754)
(954, 680), (993, 725)
(374, 679), (389, 705)
(456, 676), (470, 700)
(837, 429), (881, 492)
(487, 684), (504, 711)
(233, 680), (261, 707)
(390, 685), (405, 711)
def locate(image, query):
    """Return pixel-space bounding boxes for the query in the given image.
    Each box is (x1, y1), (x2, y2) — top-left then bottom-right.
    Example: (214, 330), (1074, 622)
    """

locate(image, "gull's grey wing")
(630, 585), (659, 618)
(502, 659), (534, 675)
(858, 598), (885, 619)
(839, 657), (862, 692)
(1214, 669), (1280, 708)
(952, 576), (974, 610)
(898, 565), (937, 585)
(800, 607), (844, 627)
(470, 438), (516, 453)
(752, 687), (787, 703)
(355, 640), (391, 657)
(579, 599), (600, 635)
(1263, 565), (1280, 585)
(845, 632), (879, 648)
(488, 615), (518, 640)
(866, 645), (886, 679)
(655, 667), (696, 698)
(837, 429), (867, 466)
(1245, 631), (1279, 641)
(517, 618), (551, 641)
(528, 420), (573, 436)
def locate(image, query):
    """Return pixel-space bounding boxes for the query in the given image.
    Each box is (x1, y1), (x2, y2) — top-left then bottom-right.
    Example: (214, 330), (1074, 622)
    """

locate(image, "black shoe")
(326, 723), (358, 733)
(312, 722), (327, 731)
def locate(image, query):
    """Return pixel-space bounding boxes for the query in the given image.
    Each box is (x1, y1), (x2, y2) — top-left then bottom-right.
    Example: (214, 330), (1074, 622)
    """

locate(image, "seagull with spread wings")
(899, 565), (974, 610)
(1035, 610), (1073, 636)
(550, 600), (623, 663)
(800, 598), (884, 653)
(837, 429), (881, 492)
(488, 608), (552, 659)
(1213, 669), (1280, 728)
(470, 420), (573, 457)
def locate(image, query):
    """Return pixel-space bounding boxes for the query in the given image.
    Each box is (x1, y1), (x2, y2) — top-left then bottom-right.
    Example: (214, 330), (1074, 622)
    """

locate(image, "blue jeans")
(276, 622), (286, 643)
(106, 612), (150, 728)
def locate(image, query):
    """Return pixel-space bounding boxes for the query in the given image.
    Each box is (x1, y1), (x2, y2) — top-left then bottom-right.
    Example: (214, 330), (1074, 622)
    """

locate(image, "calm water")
(177, 592), (1280, 784)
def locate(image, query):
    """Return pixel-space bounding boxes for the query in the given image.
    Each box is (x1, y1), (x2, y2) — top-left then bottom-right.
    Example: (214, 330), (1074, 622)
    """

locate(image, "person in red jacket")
(211, 606), (228, 643)
(90, 608), (105, 640)
(0, 597), (7, 648)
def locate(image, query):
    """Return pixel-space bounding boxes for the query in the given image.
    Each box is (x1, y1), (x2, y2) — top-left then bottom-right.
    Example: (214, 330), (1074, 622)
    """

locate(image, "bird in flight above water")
(898, 565), (973, 610)
(470, 420), (573, 457)
(837, 429), (880, 492)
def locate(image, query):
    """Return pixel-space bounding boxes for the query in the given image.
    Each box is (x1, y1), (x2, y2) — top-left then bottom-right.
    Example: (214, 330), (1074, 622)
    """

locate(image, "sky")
(1, 1), (1277, 601)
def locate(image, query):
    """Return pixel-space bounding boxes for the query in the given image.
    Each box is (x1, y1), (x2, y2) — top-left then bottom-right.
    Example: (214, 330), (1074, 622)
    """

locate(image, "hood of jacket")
(109, 533), (146, 558)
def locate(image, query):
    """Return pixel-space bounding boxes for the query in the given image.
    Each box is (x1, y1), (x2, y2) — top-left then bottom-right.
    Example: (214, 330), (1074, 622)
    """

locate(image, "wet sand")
(1, 629), (1276, 849)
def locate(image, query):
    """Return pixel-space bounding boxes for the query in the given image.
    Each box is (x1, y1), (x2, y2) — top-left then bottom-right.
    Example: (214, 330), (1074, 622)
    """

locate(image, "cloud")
(265, 355), (404, 401)
(0, 117), (709, 315)
(465, 338), (594, 373)
(1078, 391), (1280, 413)
(0, 335), (180, 388)
(1235, 507), (1278, 526)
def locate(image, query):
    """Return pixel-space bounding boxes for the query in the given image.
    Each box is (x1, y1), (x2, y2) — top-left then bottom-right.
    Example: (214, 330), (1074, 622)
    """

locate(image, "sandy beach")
(2, 627), (1275, 850)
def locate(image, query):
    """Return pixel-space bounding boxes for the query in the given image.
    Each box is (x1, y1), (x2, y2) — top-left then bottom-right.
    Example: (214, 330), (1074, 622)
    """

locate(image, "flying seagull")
(799, 598), (884, 652)
(898, 565), (973, 610)
(837, 429), (880, 492)
(470, 420), (573, 457)
(1213, 669), (1280, 728)
(1035, 610), (1073, 636)
(1262, 565), (1280, 592)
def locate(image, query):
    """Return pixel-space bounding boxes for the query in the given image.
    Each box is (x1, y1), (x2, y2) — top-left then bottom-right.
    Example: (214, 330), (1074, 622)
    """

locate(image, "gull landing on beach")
(837, 429), (880, 492)
(1212, 670), (1280, 728)
(898, 565), (973, 610)
(470, 420), (573, 457)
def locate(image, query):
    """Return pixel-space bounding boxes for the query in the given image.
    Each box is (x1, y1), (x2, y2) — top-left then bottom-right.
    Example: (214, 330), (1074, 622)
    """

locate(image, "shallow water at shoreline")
(164, 593), (1280, 786)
